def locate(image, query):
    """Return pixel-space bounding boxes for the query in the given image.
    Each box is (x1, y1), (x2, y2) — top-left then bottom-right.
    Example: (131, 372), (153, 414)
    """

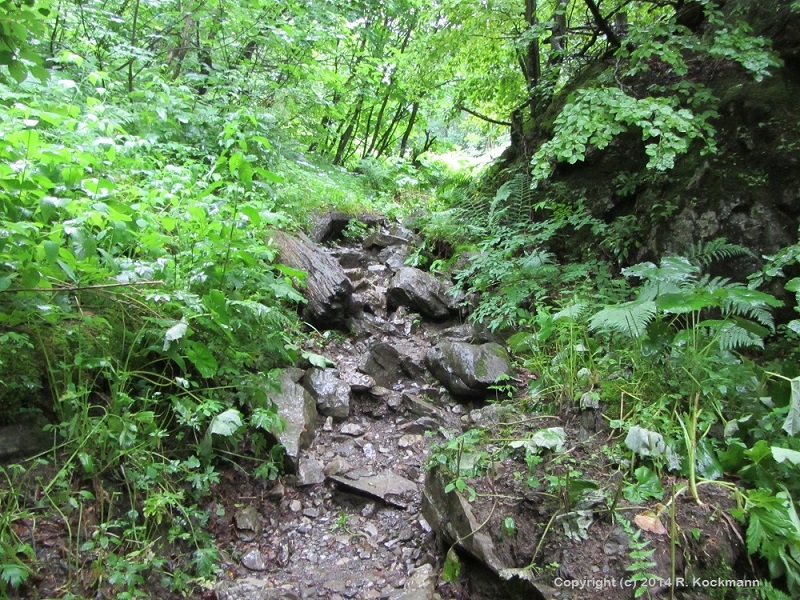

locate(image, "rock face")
(271, 231), (353, 328)
(425, 342), (513, 399)
(268, 371), (318, 471)
(303, 368), (351, 419)
(386, 267), (454, 320)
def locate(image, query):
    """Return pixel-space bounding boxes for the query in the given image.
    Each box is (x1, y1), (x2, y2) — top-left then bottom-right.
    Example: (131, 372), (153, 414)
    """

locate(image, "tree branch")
(457, 105), (512, 127)
(583, 0), (622, 48)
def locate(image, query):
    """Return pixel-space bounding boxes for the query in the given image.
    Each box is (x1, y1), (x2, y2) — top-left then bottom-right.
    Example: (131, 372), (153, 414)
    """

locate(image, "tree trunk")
(399, 101), (419, 157)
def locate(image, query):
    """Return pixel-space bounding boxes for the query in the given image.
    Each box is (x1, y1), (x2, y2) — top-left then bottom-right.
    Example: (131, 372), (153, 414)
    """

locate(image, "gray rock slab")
(361, 342), (402, 387)
(215, 578), (300, 600)
(241, 548), (268, 572)
(269, 371), (318, 471)
(297, 456), (325, 486)
(234, 505), (262, 542)
(386, 564), (436, 600)
(330, 471), (418, 508)
(272, 230), (353, 328)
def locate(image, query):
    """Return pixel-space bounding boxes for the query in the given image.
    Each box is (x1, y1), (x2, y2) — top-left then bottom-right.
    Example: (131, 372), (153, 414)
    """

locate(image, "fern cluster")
(589, 249), (782, 352)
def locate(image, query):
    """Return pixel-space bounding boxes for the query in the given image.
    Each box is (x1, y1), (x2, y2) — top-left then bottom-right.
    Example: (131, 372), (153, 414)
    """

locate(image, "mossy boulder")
(424, 341), (512, 399)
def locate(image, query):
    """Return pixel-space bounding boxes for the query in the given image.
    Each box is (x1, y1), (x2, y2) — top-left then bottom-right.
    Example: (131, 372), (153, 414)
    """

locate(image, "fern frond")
(489, 172), (533, 227)
(688, 237), (752, 267)
(553, 302), (588, 322)
(721, 286), (782, 329)
(589, 300), (657, 338)
(625, 257), (698, 300)
(697, 320), (765, 350)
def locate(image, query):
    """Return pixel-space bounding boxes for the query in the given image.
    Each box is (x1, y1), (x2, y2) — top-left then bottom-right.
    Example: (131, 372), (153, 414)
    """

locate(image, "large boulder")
(268, 370), (318, 472)
(424, 342), (512, 399)
(271, 231), (353, 328)
(386, 267), (454, 321)
(303, 367), (351, 419)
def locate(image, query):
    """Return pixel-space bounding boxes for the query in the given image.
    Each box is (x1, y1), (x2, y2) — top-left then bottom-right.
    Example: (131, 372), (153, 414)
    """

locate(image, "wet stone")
(241, 548), (268, 572)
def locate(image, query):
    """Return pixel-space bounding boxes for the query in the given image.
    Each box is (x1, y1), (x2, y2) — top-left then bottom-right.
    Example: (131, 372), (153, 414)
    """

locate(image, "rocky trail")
(212, 213), (515, 600)
(208, 214), (746, 600)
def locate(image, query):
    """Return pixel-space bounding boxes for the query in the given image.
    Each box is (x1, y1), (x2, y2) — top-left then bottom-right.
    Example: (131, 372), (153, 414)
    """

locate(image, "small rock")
(401, 417), (440, 434)
(266, 481), (285, 500)
(363, 443), (377, 460)
(234, 506), (262, 541)
(387, 395), (403, 410)
(398, 434), (423, 448)
(402, 393), (444, 420)
(289, 500), (302, 512)
(341, 370), (376, 391)
(324, 456), (353, 477)
(323, 416), (334, 431)
(297, 457), (325, 486)
(303, 507), (320, 518)
(362, 343), (402, 387)
(241, 548), (268, 572)
(304, 367), (351, 419)
(361, 503), (377, 518)
(364, 522), (380, 539)
(369, 386), (391, 397)
(341, 423), (366, 436)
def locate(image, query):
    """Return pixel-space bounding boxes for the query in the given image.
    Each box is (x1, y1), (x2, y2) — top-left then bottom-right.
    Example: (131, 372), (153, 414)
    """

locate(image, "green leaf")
(783, 377), (800, 436)
(163, 320), (188, 351)
(228, 152), (244, 176)
(1, 563), (31, 588)
(623, 466), (664, 503)
(186, 340), (218, 378)
(786, 278), (800, 293)
(78, 451), (95, 476)
(239, 205), (261, 226)
(303, 351), (334, 369)
(442, 547), (462, 583)
(0, 276), (11, 292)
(772, 447), (800, 465)
(43, 240), (59, 263)
(209, 409), (243, 437)
(696, 439), (724, 480)
(8, 59), (27, 83)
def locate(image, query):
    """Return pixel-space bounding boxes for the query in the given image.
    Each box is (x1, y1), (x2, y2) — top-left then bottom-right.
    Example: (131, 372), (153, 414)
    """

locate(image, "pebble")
(289, 500), (302, 512)
(303, 507), (320, 518)
(363, 443), (377, 460)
